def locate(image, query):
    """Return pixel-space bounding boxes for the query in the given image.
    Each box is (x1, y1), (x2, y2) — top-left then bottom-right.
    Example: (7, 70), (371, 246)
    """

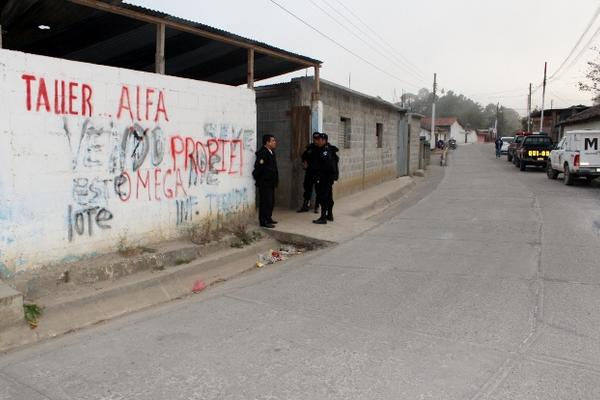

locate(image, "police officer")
(313, 133), (339, 225)
(297, 132), (320, 213)
(252, 134), (278, 228)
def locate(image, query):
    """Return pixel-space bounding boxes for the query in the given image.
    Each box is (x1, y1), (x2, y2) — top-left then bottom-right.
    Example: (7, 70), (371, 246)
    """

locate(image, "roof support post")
(312, 64), (321, 101)
(311, 64), (323, 134)
(247, 48), (254, 89)
(155, 23), (165, 74)
(0, 24), (3, 49)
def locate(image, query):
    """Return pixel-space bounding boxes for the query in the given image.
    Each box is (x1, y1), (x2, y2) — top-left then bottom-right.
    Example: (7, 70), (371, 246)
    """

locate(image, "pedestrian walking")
(252, 134), (278, 228)
(495, 137), (503, 158)
(312, 133), (339, 225)
(297, 132), (320, 213)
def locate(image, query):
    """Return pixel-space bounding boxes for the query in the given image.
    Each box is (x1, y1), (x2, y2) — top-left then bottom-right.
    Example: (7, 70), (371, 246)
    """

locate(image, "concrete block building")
(256, 77), (416, 209)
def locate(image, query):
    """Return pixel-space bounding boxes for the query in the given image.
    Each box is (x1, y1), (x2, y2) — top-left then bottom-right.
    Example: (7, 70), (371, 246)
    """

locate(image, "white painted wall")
(0, 49), (257, 274)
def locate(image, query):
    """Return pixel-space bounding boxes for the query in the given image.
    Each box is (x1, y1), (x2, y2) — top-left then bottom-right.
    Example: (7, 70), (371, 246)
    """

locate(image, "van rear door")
(574, 132), (600, 167)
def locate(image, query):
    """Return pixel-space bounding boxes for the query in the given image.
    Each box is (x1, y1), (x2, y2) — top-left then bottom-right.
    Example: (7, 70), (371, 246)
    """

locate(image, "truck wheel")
(546, 162), (559, 179)
(519, 160), (527, 171)
(507, 154), (512, 162)
(563, 164), (574, 186)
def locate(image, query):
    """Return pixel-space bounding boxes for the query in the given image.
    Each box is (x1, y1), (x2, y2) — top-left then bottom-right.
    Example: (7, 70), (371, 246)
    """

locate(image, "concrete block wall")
(297, 78), (400, 198)
(0, 49), (257, 275)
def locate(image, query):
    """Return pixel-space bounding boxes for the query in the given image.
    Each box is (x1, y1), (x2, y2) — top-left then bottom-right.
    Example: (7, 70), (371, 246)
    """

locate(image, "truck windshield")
(515, 136), (524, 143)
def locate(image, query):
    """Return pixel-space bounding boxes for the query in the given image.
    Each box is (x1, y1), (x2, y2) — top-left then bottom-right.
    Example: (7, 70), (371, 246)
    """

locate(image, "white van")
(547, 130), (600, 185)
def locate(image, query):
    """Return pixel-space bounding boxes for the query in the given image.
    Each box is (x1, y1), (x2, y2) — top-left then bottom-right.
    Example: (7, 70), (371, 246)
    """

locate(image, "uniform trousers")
(315, 178), (334, 215)
(257, 184), (275, 224)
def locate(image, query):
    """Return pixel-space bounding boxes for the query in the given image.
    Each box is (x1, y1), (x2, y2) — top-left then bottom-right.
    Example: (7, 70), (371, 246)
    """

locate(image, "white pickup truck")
(547, 130), (600, 185)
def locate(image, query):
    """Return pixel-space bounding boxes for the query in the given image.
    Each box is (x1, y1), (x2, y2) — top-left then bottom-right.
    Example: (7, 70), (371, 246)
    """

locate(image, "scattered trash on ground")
(192, 279), (206, 293)
(256, 245), (304, 268)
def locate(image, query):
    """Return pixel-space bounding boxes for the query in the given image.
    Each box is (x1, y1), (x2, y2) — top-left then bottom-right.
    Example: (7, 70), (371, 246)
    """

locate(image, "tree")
(579, 47), (600, 104)
(400, 89), (521, 133)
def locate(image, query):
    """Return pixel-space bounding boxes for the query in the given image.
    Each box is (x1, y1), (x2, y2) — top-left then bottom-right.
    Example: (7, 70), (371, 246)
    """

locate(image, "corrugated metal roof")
(0, 0), (321, 86)
(557, 105), (600, 126)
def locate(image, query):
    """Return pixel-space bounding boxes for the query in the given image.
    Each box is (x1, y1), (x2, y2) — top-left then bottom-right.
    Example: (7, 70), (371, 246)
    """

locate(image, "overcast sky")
(129, 0), (600, 115)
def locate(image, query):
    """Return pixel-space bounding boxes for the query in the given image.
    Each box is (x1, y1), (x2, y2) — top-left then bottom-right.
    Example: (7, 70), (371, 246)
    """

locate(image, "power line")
(548, 3), (600, 81)
(268, 0), (423, 89)
(306, 0), (428, 85)
(554, 23), (600, 82)
(327, 0), (425, 79)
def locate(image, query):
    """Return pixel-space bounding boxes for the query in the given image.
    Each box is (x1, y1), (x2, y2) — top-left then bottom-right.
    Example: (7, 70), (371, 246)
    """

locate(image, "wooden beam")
(155, 23), (165, 74)
(66, 0), (319, 68)
(247, 48), (254, 89)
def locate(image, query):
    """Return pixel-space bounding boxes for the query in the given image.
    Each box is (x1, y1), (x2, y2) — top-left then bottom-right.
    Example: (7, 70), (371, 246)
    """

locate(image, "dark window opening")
(340, 117), (351, 149)
(376, 123), (383, 148)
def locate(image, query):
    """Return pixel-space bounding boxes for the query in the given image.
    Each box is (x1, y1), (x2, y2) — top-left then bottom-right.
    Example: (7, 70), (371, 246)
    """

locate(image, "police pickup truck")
(514, 134), (553, 171)
(547, 130), (600, 185)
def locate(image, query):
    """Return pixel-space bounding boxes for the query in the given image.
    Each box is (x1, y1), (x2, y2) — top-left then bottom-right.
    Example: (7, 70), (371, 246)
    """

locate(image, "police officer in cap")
(297, 132), (320, 213)
(252, 134), (278, 228)
(313, 132), (339, 224)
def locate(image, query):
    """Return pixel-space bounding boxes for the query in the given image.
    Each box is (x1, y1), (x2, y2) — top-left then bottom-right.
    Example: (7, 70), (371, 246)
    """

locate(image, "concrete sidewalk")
(0, 175), (416, 352)
(268, 176), (415, 244)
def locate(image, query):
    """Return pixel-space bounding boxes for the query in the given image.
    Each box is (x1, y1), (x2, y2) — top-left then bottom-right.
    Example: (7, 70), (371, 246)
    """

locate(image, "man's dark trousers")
(258, 184), (275, 225)
(315, 178), (334, 216)
(302, 171), (317, 202)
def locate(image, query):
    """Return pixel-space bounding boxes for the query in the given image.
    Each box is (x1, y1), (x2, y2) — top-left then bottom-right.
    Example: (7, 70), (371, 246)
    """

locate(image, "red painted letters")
(21, 74), (93, 116)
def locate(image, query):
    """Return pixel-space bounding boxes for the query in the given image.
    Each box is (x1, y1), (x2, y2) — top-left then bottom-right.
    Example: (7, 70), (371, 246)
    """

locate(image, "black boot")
(313, 209), (328, 224)
(296, 200), (309, 213)
(326, 210), (334, 222)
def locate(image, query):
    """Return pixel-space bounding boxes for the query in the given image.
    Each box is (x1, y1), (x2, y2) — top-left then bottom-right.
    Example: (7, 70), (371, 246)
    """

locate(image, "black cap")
(318, 132), (328, 140)
(312, 131), (320, 138)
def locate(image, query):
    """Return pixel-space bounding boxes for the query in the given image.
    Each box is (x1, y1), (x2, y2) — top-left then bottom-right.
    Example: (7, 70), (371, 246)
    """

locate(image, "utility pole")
(540, 61), (547, 133)
(494, 102), (499, 139)
(431, 73), (437, 144)
(527, 83), (532, 131)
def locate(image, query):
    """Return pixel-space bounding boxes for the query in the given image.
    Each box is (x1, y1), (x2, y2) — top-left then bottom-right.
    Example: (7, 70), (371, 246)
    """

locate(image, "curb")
(349, 180), (417, 219)
(0, 238), (280, 353)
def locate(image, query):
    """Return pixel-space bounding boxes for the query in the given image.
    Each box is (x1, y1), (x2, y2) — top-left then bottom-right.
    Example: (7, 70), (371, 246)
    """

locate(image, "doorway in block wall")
(290, 106), (311, 209)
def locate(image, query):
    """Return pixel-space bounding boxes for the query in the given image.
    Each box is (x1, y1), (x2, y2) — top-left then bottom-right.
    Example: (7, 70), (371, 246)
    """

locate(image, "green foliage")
(23, 303), (43, 329)
(230, 225), (262, 248)
(402, 89), (522, 136)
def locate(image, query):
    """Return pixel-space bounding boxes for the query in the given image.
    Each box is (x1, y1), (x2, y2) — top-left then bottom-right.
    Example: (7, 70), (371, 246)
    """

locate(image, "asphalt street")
(2, 143), (600, 399)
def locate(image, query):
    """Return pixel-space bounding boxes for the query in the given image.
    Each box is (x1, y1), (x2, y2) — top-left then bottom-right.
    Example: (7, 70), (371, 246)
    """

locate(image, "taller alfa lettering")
(21, 74), (93, 116)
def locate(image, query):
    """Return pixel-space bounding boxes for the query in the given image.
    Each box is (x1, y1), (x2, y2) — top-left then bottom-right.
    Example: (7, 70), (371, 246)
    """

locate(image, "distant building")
(556, 105), (600, 137)
(530, 105), (589, 141)
(421, 117), (467, 148)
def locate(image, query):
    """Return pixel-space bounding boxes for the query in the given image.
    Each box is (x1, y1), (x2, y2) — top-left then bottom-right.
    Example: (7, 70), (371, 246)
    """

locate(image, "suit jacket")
(252, 146), (278, 187)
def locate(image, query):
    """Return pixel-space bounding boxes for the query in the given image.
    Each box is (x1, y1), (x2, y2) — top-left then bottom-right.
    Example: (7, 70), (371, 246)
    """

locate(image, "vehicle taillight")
(574, 154), (580, 167)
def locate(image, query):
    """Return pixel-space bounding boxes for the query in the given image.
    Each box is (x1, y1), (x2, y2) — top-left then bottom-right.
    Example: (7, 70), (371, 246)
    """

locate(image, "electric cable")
(307, 0), (428, 85)
(268, 0), (423, 89)
(328, 0), (424, 77)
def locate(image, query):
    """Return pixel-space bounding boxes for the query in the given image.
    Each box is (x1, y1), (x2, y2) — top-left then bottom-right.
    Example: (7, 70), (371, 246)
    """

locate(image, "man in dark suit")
(252, 134), (278, 228)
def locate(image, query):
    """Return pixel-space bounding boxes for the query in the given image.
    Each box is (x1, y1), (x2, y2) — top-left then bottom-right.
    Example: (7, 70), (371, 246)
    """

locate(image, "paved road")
(2, 144), (600, 399)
